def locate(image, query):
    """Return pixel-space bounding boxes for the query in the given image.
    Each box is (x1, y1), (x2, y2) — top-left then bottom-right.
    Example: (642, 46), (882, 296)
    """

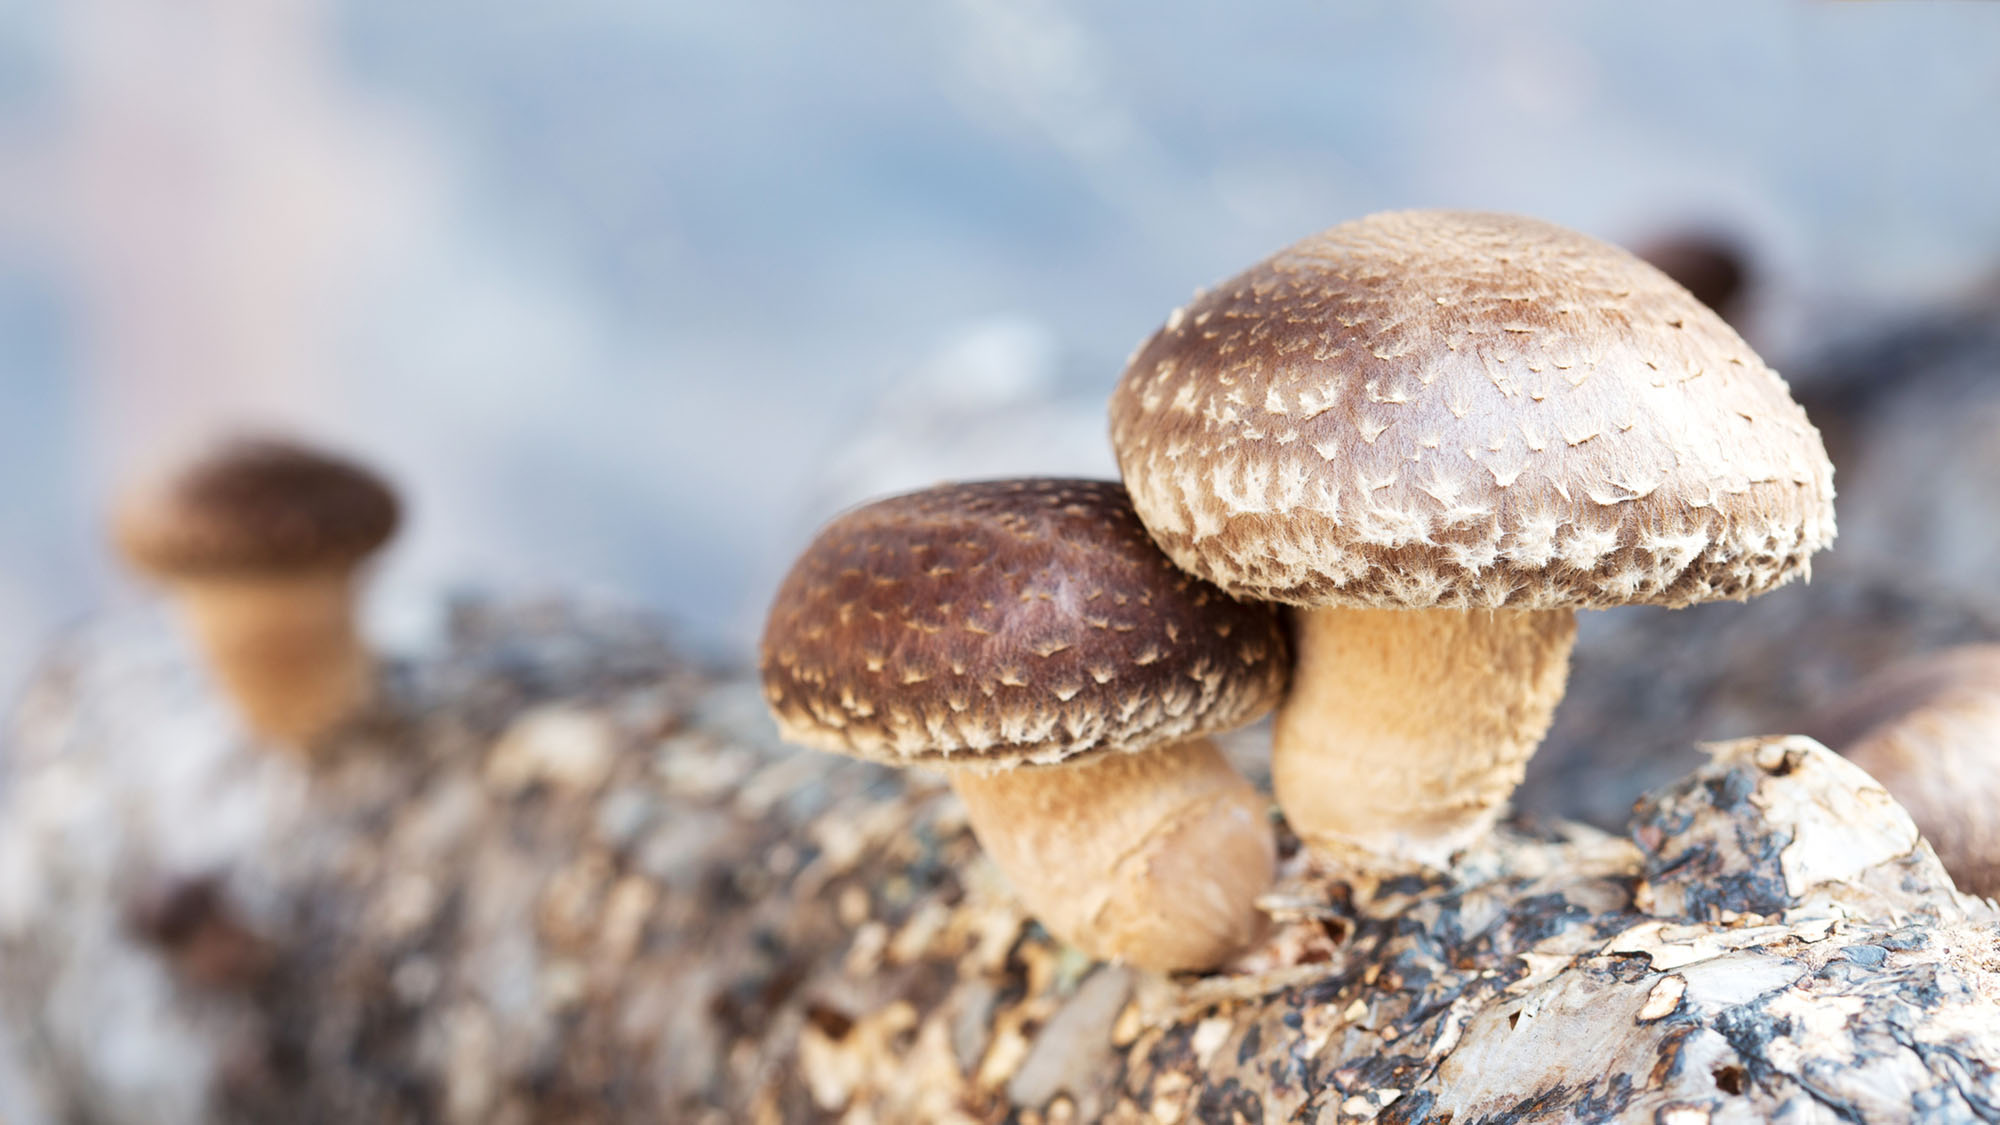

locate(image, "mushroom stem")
(1272, 606), (1576, 870)
(173, 569), (371, 745)
(950, 738), (1274, 972)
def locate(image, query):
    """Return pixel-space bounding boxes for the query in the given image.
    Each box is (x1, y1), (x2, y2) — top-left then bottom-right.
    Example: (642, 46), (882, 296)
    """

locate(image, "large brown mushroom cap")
(760, 479), (1289, 768)
(1110, 210), (1835, 611)
(115, 438), (402, 579)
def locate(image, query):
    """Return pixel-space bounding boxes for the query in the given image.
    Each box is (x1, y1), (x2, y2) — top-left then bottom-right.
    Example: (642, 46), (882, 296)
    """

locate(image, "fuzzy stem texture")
(1273, 606), (1576, 871)
(950, 738), (1274, 972)
(176, 570), (371, 745)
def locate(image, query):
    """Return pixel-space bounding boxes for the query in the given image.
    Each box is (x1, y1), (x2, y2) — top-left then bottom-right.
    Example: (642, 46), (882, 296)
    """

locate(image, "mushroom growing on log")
(1109, 210), (1837, 872)
(112, 437), (401, 746)
(760, 479), (1288, 970)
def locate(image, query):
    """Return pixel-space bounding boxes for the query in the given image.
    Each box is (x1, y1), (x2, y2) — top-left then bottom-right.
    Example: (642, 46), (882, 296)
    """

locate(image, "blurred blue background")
(2, 0), (1998, 689)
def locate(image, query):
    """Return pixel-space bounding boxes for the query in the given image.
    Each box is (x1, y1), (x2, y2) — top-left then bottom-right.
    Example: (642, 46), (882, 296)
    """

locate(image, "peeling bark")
(4, 601), (1999, 1123)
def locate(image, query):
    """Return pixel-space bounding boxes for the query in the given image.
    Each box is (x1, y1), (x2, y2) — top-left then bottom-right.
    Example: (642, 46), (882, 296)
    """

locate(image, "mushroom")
(1802, 645), (2000, 898)
(1109, 210), (1835, 870)
(113, 437), (401, 745)
(1634, 230), (1750, 328)
(760, 479), (1288, 970)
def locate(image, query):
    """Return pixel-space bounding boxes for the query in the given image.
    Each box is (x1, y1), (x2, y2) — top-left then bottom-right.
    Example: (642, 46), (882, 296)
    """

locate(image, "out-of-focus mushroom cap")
(759, 479), (1289, 769)
(1806, 645), (2000, 897)
(1806, 647), (2000, 753)
(1636, 230), (1750, 326)
(1110, 210), (1836, 611)
(115, 439), (401, 578)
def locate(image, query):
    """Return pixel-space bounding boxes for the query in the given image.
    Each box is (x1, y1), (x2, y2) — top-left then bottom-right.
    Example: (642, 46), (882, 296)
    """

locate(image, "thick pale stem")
(1273, 606), (1577, 870)
(175, 570), (371, 746)
(951, 738), (1274, 972)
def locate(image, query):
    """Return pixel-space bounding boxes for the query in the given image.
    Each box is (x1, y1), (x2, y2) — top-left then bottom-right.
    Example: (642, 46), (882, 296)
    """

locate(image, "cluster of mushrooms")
(759, 209), (1845, 971)
(104, 211), (2000, 981)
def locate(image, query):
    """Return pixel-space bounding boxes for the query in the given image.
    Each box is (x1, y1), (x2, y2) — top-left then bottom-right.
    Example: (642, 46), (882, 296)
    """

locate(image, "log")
(3, 598), (1999, 1123)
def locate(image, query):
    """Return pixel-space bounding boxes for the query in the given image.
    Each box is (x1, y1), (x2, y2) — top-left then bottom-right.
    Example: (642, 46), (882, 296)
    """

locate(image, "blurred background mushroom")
(1634, 230), (1751, 328)
(1797, 645), (2000, 898)
(113, 437), (400, 745)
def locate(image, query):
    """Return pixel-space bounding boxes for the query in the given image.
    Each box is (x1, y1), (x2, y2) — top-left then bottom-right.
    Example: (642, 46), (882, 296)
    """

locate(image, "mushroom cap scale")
(759, 479), (1289, 769)
(115, 439), (401, 578)
(1110, 210), (1836, 611)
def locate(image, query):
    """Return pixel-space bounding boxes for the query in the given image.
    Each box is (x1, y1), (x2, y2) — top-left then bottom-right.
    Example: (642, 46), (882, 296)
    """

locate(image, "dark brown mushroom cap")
(114, 438), (401, 578)
(759, 479), (1289, 769)
(1636, 231), (1750, 327)
(1110, 210), (1836, 611)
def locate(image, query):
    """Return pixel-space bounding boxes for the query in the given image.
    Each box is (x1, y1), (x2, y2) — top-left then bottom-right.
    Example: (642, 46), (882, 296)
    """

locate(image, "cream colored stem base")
(1273, 606), (1577, 871)
(177, 571), (371, 746)
(951, 738), (1274, 972)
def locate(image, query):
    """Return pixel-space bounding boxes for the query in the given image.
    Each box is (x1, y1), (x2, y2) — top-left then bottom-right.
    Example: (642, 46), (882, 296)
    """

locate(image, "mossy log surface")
(3, 600), (1999, 1124)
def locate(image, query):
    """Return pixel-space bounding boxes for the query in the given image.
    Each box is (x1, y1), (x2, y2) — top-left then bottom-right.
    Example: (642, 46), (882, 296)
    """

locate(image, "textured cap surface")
(115, 438), (401, 578)
(759, 479), (1289, 768)
(1110, 210), (1836, 610)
